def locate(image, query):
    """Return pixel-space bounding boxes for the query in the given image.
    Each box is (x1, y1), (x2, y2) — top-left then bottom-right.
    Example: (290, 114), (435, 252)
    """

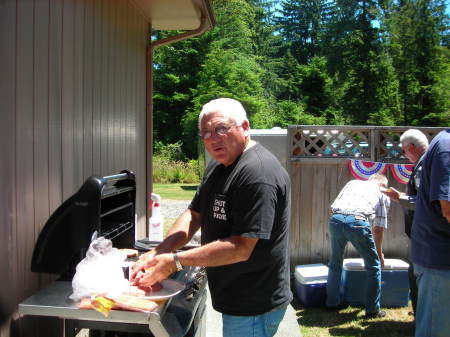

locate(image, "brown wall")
(0, 0), (149, 335)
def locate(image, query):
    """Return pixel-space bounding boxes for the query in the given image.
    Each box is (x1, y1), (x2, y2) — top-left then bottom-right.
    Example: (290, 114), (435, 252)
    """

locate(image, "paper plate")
(142, 279), (185, 301)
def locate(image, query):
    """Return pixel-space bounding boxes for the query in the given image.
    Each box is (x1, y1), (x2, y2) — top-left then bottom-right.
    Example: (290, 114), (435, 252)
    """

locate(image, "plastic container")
(342, 258), (410, 307)
(294, 264), (328, 307)
(148, 193), (164, 241)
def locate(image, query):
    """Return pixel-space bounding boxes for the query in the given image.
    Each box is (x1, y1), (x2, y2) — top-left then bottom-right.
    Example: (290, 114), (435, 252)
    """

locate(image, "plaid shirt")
(331, 179), (391, 228)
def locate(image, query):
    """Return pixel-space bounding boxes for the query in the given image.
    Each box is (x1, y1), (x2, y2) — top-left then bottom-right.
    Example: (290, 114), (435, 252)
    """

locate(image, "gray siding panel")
(48, 0), (63, 214)
(82, 0), (94, 178)
(16, 0), (37, 299)
(0, 1), (149, 333)
(0, 0), (18, 320)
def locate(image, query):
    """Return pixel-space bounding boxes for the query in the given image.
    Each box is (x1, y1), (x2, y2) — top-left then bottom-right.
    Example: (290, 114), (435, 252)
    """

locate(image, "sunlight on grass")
(153, 183), (198, 200)
(295, 298), (414, 337)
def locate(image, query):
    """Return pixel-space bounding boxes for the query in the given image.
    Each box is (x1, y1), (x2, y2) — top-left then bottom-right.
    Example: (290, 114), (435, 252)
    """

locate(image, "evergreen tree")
(386, 0), (450, 125)
(151, 0), (449, 160)
(152, 33), (210, 145)
(181, 0), (272, 156)
(324, 0), (401, 124)
(277, 0), (332, 63)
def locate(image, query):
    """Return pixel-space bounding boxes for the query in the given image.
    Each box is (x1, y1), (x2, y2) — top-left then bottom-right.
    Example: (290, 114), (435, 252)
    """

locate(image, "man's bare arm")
(155, 209), (202, 254)
(133, 235), (258, 287)
(177, 235), (258, 267)
(372, 226), (385, 268)
(130, 209), (201, 280)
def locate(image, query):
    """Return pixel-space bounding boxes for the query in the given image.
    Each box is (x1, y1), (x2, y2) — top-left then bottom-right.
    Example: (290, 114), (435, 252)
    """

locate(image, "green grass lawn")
(153, 183), (198, 200)
(152, 183), (198, 235)
(292, 296), (414, 337)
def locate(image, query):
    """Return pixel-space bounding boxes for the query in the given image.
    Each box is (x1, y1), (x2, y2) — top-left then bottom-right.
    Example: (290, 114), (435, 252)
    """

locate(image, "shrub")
(154, 141), (186, 161)
(153, 156), (201, 184)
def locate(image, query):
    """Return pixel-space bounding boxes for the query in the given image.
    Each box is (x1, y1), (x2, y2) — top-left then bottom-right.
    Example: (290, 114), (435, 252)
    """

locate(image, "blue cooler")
(342, 258), (410, 307)
(294, 264), (328, 307)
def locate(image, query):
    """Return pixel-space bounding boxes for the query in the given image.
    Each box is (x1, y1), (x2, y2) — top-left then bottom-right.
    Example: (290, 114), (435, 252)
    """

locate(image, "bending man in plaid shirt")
(326, 173), (390, 319)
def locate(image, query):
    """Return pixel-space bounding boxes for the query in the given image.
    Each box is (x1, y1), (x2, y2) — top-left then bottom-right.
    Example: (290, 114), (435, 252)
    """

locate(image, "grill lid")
(31, 171), (136, 277)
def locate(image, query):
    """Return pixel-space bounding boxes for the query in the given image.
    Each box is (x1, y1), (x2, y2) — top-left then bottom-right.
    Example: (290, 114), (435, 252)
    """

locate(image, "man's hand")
(381, 187), (402, 202)
(130, 250), (157, 281)
(378, 251), (385, 269)
(131, 253), (177, 288)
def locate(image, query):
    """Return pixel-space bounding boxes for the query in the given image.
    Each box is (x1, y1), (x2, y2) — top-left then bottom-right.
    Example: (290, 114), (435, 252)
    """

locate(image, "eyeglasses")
(198, 124), (236, 140)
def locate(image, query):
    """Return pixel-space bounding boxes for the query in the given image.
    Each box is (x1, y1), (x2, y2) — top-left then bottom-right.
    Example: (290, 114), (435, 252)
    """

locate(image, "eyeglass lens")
(199, 124), (233, 139)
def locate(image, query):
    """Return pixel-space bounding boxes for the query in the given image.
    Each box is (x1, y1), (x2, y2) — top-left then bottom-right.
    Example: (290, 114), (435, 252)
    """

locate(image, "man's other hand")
(381, 187), (402, 202)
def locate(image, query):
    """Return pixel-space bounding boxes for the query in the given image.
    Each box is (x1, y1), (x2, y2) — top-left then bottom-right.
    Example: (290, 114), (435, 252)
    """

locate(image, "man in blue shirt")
(411, 129), (450, 337)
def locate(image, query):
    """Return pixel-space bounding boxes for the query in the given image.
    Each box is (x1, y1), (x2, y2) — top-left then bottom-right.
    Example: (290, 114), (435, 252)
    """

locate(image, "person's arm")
(133, 235), (258, 287)
(381, 187), (402, 202)
(130, 208), (201, 280)
(440, 200), (450, 223)
(372, 226), (385, 268)
(371, 193), (390, 268)
(382, 187), (417, 210)
(156, 208), (202, 254)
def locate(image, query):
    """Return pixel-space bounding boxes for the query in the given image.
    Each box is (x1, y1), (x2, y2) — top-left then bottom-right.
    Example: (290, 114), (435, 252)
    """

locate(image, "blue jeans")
(326, 214), (381, 313)
(222, 306), (287, 337)
(414, 264), (450, 337)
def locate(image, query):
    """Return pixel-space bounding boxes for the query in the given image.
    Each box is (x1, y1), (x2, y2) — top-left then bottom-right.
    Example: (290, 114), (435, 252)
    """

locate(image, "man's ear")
(242, 120), (250, 135)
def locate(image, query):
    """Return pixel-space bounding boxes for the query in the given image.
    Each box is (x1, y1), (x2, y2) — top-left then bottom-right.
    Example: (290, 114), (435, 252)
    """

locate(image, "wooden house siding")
(0, 1), (149, 332)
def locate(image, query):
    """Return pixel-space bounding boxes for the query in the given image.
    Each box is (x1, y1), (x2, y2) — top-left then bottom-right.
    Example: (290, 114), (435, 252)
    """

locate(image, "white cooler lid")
(343, 258), (409, 270)
(294, 264), (328, 284)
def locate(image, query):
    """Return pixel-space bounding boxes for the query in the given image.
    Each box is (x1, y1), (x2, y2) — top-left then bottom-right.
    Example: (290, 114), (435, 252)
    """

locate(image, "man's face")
(200, 112), (248, 166)
(402, 142), (419, 163)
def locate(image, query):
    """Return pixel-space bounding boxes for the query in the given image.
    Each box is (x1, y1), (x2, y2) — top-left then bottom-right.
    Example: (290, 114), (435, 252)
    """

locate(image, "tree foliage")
(152, 0), (450, 158)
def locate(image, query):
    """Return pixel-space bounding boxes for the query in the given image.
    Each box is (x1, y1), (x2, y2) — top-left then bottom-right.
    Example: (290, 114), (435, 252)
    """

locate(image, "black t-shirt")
(190, 143), (293, 315)
(404, 157), (424, 238)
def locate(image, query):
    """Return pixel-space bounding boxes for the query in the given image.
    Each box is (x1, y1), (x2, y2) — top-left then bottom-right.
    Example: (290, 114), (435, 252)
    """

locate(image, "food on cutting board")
(107, 294), (159, 312)
(78, 294), (158, 316)
(138, 282), (163, 294)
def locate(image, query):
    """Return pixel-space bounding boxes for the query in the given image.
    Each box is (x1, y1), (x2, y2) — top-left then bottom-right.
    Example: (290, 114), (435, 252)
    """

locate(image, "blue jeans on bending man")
(326, 214), (381, 314)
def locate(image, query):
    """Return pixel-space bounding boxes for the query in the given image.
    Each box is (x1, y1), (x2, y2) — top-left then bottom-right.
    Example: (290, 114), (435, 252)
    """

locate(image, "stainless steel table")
(18, 281), (189, 337)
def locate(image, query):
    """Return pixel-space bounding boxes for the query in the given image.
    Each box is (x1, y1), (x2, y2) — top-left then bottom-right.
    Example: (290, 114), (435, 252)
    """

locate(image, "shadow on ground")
(291, 296), (415, 337)
(180, 185), (198, 190)
(329, 320), (414, 337)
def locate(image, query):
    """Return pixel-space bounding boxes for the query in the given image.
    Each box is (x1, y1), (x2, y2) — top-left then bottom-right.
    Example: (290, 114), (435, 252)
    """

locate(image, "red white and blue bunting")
(347, 160), (413, 184)
(390, 164), (414, 185)
(348, 160), (388, 180)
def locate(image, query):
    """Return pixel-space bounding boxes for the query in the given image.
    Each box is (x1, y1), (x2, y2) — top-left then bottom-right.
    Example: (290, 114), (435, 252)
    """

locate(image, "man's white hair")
(198, 98), (248, 129)
(400, 129), (429, 151)
(368, 173), (388, 187)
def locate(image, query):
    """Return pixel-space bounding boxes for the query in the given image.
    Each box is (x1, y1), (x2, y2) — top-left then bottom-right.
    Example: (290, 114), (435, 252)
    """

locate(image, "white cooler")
(294, 264), (328, 307)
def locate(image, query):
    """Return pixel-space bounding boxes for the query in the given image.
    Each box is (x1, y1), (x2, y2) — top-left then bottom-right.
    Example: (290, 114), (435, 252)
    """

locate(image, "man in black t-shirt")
(131, 98), (292, 337)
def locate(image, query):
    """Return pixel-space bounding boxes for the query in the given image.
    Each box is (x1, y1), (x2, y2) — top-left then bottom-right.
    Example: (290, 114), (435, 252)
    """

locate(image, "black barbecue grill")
(20, 171), (207, 337)
(31, 170), (136, 279)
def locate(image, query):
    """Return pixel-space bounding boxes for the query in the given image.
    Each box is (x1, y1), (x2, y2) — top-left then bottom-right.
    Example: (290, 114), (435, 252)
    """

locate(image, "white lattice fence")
(289, 126), (443, 162)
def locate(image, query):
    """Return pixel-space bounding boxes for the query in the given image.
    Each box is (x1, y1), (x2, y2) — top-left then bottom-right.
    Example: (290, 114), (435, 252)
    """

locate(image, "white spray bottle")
(148, 193), (164, 241)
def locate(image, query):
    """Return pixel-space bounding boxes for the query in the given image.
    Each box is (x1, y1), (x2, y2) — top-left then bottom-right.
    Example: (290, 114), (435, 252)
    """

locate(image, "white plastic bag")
(70, 237), (128, 301)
